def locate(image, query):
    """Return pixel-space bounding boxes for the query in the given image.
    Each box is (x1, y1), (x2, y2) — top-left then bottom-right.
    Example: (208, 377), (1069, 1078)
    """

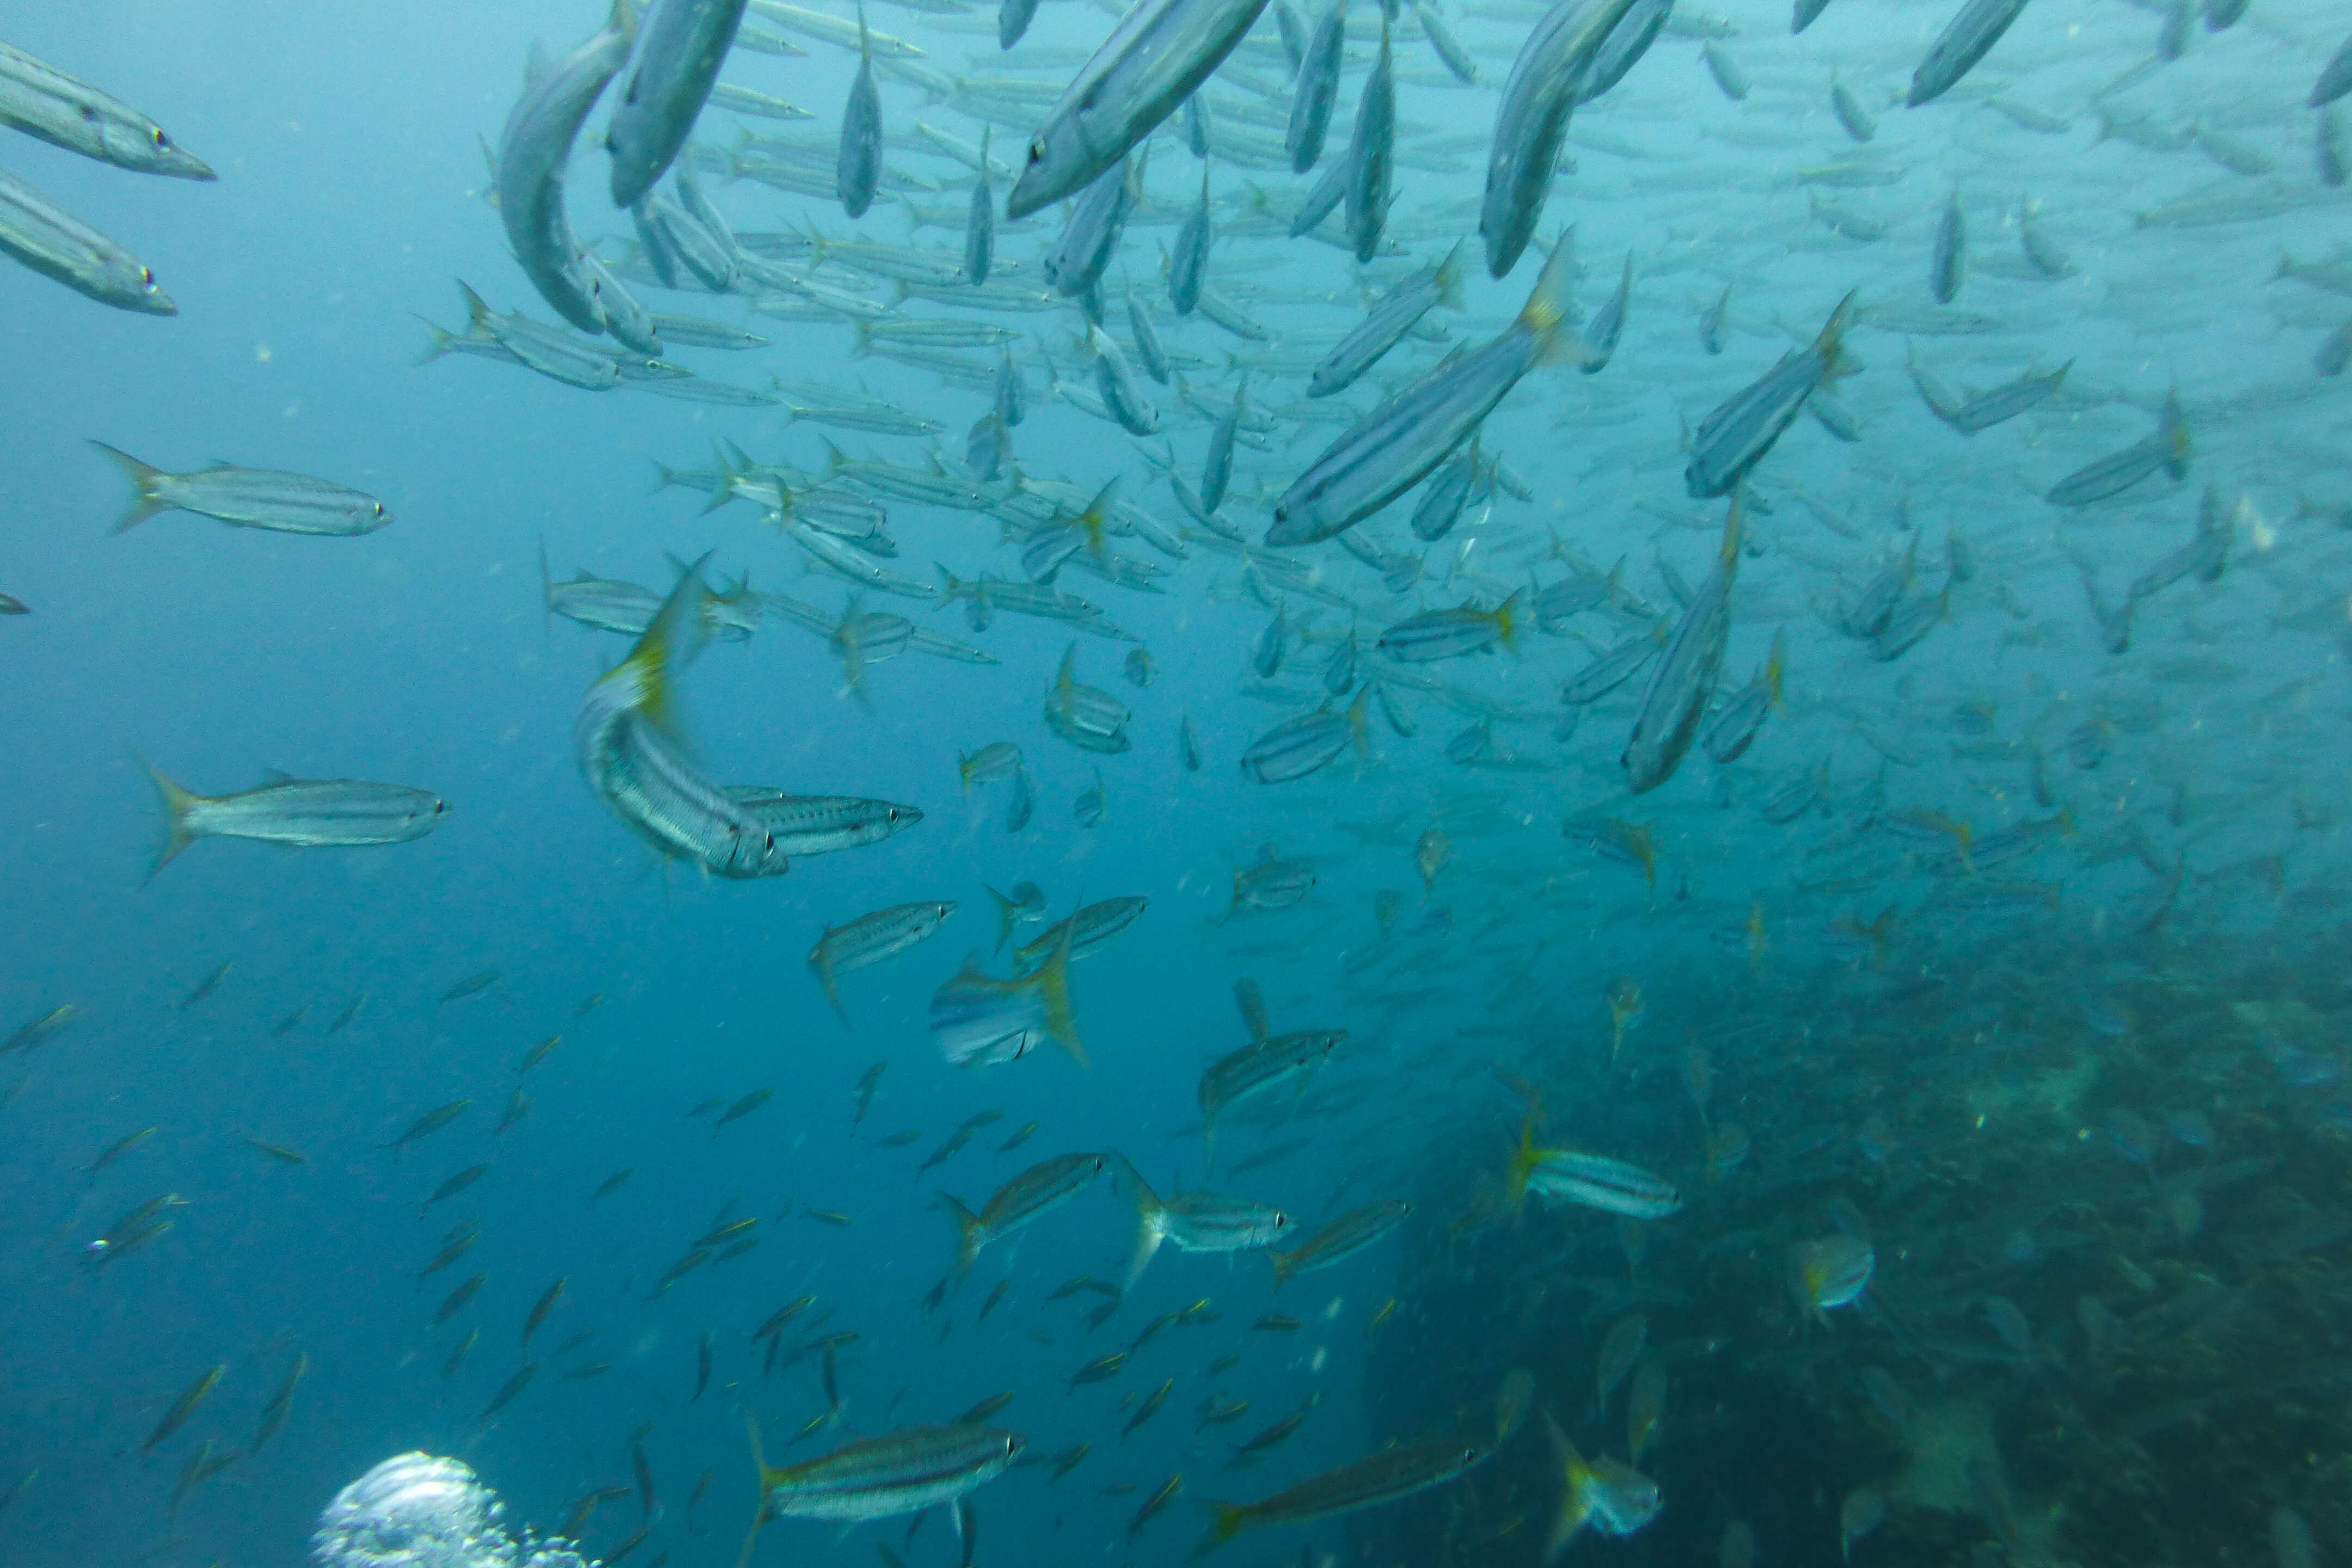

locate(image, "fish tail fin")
(1720, 494), (1746, 566)
(985, 883), (1016, 949)
(537, 537), (555, 633)
(1115, 1154), (1165, 1291)
(1268, 1247), (1298, 1290)
(1346, 684), (1371, 755)
(456, 279), (494, 330)
(597, 553), (714, 740)
(1541, 1410), (1589, 1562)
(1493, 588), (1524, 654)
(1505, 1092), (1543, 1212)
(814, 944), (847, 1021)
(91, 442), (168, 533)
(702, 442), (739, 516)
(1815, 290), (1859, 379)
(1517, 232), (1583, 362)
(1435, 238), (1468, 310)
(1189, 1502), (1248, 1557)
(141, 758), (202, 882)
(413, 316), (458, 364)
(939, 1193), (984, 1281)
(1031, 924), (1086, 1070)
(850, 319), (873, 359)
(2161, 390), (2191, 479)
(1079, 476), (1120, 559)
(737, 1416), (777, 1568)
(1766, 629), (1786, 708)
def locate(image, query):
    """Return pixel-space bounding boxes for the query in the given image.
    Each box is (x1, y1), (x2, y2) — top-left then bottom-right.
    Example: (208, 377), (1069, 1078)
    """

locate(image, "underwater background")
(3, 1), (2351, 1567)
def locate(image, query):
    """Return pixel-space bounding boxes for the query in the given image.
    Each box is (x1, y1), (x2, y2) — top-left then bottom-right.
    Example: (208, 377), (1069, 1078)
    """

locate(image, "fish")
(1005, 0), (1273, 217)
(1130, 1473), (1183, 1538)
(421, 1163), (488, 1213)
(1199, 1016), (1343, 1160)
(574, 559), (791, 879)
(1908, 0), (2032, 106)
(1506, 1106), (1680, 1219)
(737, 1416), (1021, 1568)
(1240, 689), (1372, 784)
(2046, 392), (2190, 505)
(1124, 1380), (1174, 1437)
(837, 8), (883, 217)
(1541, 1413), (1661, 1555)
(383, 1101), (471, 1155)
(144, 1364), (225, 1452)
(1267, 1198), (1410, 1287)
(928, 926), (1084, 1069)
(0, 168), (175, 313)
(1289, 0), (1346, 171)
(250, 1352), (307, 1453)
(1196, 1440), (1488, 1550)
(522, 1278), (567, 1347)
(0, 44), (212, 177)
(607, 0), (751, 207)
(940, 1153), (1108, 1279)
(1343, 16), (1395, 262)
(497, 0), (634, 334)
(1271, 237), (1583, 543)
(1113, 1154), (1295, 1289)
(96, 445), (391, 536)
(1480, 0), (1641, 277)
(1791, 1235), (1875, 1314)
(137, 762), (443, 880)
(480, 1363), (538, 1421)
(1622, 500), (1741, 794)
(1684, 293), (1853, 498)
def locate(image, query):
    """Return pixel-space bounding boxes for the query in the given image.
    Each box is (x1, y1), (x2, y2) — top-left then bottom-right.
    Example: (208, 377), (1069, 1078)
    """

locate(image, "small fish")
(522, 1278), (566, 1347)
(1541, 1413), (1661, 1553)
(434, 1273), (487, 1326)
(422, 1163), (489, 1213)
(1196, 1439), (1487, 1551)
(1792, 1235), (1875, 1315)
(144, 1364), (225, 1452)
(180, 962), (231, 1008)
(250, 1351), (307, 1453)
(592, 1168), (637, 1201)
(1131, 1473), (1184, 1540)
(480, 1363), (538, 1421)
(84, 1126), (155, 1177)
(246, 1138), (305, 1165)
(383, 1101), (471, 1156)
(715, 1088), (775, 1134)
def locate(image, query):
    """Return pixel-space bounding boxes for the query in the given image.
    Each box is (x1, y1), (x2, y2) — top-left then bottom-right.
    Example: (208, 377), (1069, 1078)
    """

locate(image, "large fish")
(142, 765), (446, 880)
(607, 0), (750, 207)
(1682, 292), (1853, 498)
(1621, 499), (1742, 794)
(0, 169), (174, 314)
(1006, 0), (1272, 217)
(496, 0), (633, 333)
(95, 444), (390, 535)
(1270, 235), (1582, 545)
(1479, 0), (1640, 278)
(0, 41), (214, 178)
(573, 559), (790, 878)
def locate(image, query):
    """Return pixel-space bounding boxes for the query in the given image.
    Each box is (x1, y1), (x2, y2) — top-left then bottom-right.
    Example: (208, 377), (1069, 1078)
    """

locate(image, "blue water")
(6, 0), (2352, 1565)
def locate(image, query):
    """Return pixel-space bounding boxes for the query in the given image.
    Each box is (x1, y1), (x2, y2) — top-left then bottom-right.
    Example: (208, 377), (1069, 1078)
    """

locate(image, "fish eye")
(140, 267), (155, 286)
(152, 128), (171, 149)
(1027, 138), (1046, 163)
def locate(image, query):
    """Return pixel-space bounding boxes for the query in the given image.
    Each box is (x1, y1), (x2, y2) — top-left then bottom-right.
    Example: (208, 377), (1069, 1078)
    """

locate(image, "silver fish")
(573, 560), (790, 878)
(1043, 156), (1134, 298)
(496, 0), (632, 333)
(1006, 0), (1272, 217)
(1575, 0), (1671, 105)
(1309, 239), (1465, 397)
(1930, 191), (1966, 303)
(724, 789), (922, 855)
(838, 9), (883, 217)
(1479, 0), (1640, 277)
(1271, 236), (1581, 544)
(608, 0), (749, 206)
(95, 444), (389, 535)
(144, 765), (445, 879)
(1622, 501), (1741, 794)
(0, 168), (174, 314)
(811, 901), (956, 1010)
(1683, 291), (1853, 498)
(1171, 160), (1212, 314)
(1343, 17), (1395, 262)
(1288, 0), (1346, 171)
(965, 128), (996, 283)
(1240, 691), (1370, 783)
(2045, 391), (2188, 506)
(0, 41), (214, 178)
(1908, 0), (2032, 107)
(1113, 1155), (1295, 1289)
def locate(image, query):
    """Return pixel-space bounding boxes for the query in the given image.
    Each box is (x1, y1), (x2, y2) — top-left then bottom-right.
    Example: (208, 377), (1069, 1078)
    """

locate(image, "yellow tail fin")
(92, 442), (169, 533)
(142, 759), (203, 882)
